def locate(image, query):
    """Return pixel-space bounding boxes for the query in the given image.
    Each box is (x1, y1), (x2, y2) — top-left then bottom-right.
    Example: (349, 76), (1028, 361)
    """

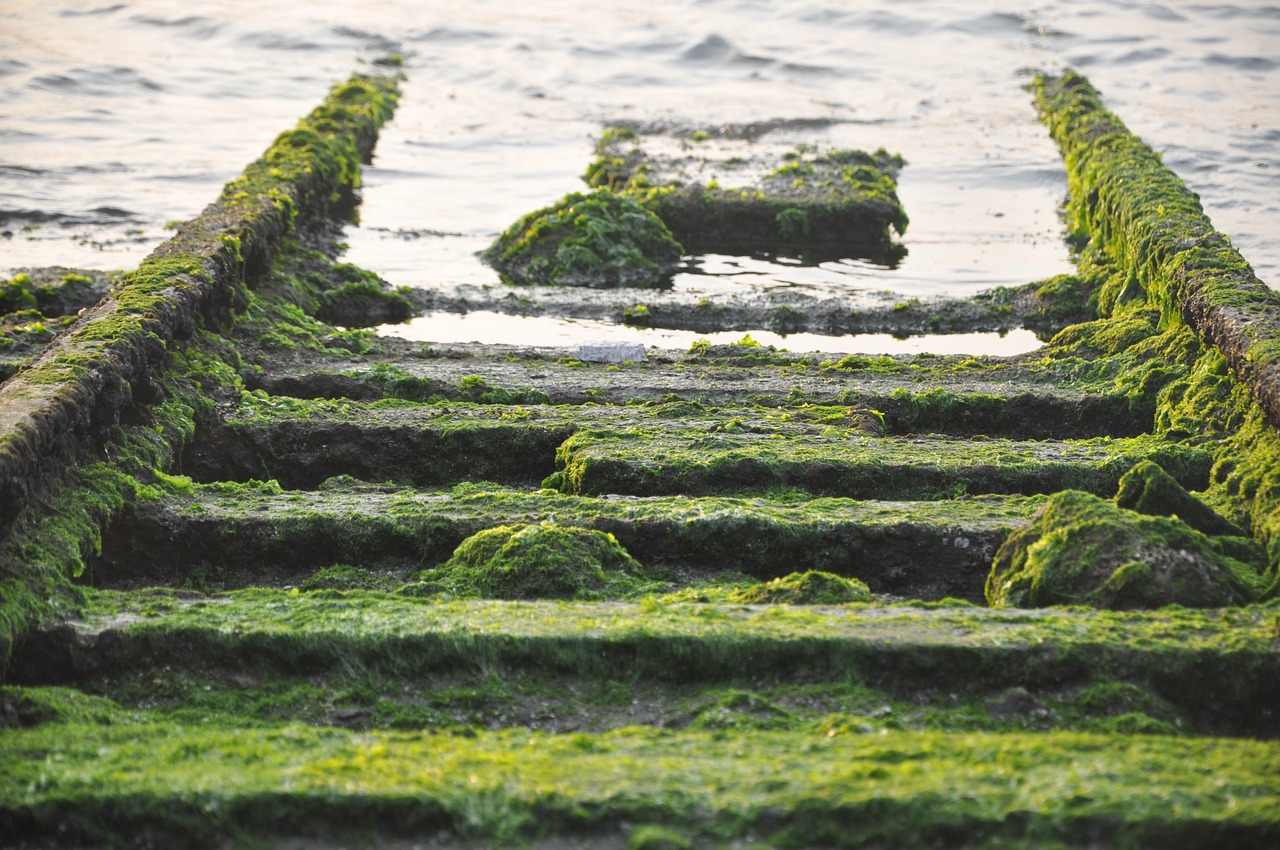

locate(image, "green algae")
(583, 131), (909, 261)
(1, 720), (1276, 848)
(34, 589), (1280, 725)
(730, 570), (872, 605)
(987, 490), (1264, 609)
(553, 430), (1211, 499)
(300, 564), (398, 592)
(0, 69), (402, 667)
(482, 189), (683, 288)
(413, 522), (650, 600)
(0, 685), (129, 727)
(1034, 70), (1280, 425)
(99, 484), (1044, 599)
(1116, 459), (1243, 537)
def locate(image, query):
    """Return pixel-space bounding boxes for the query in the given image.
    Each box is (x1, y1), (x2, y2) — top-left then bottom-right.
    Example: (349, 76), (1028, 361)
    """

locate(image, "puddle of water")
(377, 312), (1043, 357)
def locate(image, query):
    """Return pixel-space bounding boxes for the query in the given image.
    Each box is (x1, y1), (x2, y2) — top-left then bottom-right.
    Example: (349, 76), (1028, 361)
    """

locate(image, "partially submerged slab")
(586, 127), (908, 261)
(481, 189), (682, 288)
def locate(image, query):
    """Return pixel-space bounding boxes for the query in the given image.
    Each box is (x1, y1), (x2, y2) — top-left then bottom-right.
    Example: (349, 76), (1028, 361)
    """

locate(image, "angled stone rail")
(1036, 71), (1280, 427)
(0, 69), (400, 662)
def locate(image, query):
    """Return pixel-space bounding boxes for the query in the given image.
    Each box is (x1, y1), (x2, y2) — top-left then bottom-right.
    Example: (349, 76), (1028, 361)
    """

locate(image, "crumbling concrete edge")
(1035, 70), (1280, 428)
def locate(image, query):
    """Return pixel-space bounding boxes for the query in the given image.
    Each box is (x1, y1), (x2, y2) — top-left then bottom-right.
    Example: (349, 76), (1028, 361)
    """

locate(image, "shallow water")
(3, 1), (1278, 352)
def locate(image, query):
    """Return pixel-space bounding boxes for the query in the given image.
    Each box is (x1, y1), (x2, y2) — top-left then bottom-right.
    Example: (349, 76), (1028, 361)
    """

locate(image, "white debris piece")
(570, 341), (648, 364)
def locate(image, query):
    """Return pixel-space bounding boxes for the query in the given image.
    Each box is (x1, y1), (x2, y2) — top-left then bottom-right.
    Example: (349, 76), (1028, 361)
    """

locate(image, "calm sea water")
(2, 1), (1277, 352)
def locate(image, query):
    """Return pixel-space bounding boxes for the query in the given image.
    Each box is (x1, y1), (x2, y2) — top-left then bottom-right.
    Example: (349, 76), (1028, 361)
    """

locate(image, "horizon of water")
(2, 1), (1277, 354)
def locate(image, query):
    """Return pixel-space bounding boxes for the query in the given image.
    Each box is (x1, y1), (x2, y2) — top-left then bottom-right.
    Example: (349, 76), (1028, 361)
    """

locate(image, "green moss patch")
(1035, 70), (1280, 428)
(3, 722), (1276, 848)
(585, 130), (908, 262)
(98, 485), (1044, 601)
(413, 522), (648, 600)
(1116, 459), (1243, 537)
(553, 431), (1211, 499)
(987, 490), (1264, 609)
(732, 570), (872, 605)
(482, 189), (682, 287)
(15, 589), (1280, 733)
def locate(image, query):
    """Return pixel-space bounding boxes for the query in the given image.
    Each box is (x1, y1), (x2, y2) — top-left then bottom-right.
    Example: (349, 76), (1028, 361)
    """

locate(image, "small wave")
(778, 61), (837, 77)
(850, 10), (930, 34)
(0, 165), (45, 178)
(131, 14), (224, 39)
(0, 59), (28, 78)
(411, 25), (500, 43)
(238, 32), (324, 51)
(1205, 53), (1279, 72)
(681, 34), (737, 63)
(0, 206), (141, 227)
(58, 4), (124, 17)
(1140, 4), (1188, 22)
(30, 67), (163, 96)
(332, 25), (399, 52)
(946, 12), (1028, 36)
(1113, 47), (1172, 65)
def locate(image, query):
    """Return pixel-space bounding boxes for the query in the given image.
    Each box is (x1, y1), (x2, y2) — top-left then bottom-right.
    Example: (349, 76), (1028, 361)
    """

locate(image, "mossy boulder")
(734, 570), (872, 605)
(482, 189), (682, 288)
(986, 490), (1261, 609)
(1116, 460), (1242, 537)
(432, 522), (643, 599)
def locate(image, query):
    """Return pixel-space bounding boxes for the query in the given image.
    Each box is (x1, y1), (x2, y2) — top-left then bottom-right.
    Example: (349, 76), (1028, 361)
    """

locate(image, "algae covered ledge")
(0, 65), (402, 666)
(2, 61), (1280, 850)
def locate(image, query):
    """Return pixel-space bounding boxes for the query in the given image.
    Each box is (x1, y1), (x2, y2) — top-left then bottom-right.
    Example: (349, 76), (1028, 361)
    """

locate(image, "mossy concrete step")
(189, 395), (1154, 489)
(587, 130), (908, 262)
(404, 277), (1089, 339)
(187, 395), (881, 487)
(5, 723), (1276, 850)
(95, 484), (1042, 601)
(554, 432), (1211, 499)
(0, 663), (1230, 737)
(14, 590), (1279, 737)
(248, 342), (1147, 438)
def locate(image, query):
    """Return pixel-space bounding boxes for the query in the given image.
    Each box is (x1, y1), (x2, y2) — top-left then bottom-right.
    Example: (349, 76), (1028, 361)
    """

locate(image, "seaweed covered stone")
(734, 570), (872, 605)
(423, 522), (644, 599)
(1115, 459), (1242, 537)
(986, 490), (1262, 609)
(482, 189), (682, 288)
(586, 128), (908, 262)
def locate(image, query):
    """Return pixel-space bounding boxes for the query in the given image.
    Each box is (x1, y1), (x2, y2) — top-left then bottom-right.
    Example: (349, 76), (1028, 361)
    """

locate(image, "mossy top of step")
(553, 431), (1212, 498)
(98, 484), (1043, 600)
(585, 127), (908, 260)
(1036, 71), (1280, 429)
(19, 588), (1280, 736)
(248, 343), (1150, 438)
(4, 721), (1276, 850)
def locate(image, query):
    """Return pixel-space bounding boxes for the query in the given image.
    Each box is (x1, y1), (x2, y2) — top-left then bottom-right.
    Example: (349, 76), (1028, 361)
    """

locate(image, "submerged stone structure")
(0, 68), (1278, 847)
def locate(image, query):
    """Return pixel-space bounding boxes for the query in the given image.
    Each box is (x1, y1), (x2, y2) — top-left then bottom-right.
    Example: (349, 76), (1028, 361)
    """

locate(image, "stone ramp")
(1, 68), (1278, 849)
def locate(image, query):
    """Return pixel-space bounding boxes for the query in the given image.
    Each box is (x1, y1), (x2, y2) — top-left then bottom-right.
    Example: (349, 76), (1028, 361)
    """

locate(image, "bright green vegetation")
(731, 570), (872, 604)
(195, 393), (1163, 488)
(6, 65), (1280, 849)
(24, 588), (1280, 730)
(102, 484), (1043, 600)
(987, 490), (1266, 609)
(1117, 458), (1244, 536)
(0, 69), (401, 667)
(583, 131), (908, 261)
(4, 721), (1275, 848)
(1035, 72), (1280, 381)
(408, 522), (651, 600)
(552, 431), (1211, 499)
(482, 189), (683, 287)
